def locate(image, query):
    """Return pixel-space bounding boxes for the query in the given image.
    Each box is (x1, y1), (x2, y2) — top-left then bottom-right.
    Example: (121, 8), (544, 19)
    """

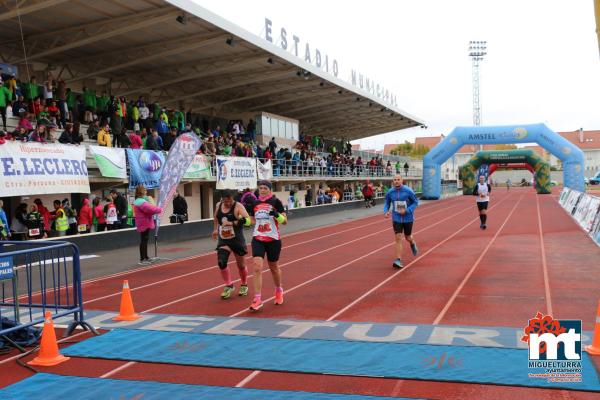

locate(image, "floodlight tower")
(468, 40), (487, 127)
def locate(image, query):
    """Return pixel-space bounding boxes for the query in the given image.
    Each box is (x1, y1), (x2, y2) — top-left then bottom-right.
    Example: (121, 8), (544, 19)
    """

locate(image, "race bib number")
(219, 225), (235, 239)
(480, 193), (486, 199)
(78, 224), (87, 233)
(28, 228), (40, 236)
(394, 200), (407, 213)
(106, 207), (118, 222)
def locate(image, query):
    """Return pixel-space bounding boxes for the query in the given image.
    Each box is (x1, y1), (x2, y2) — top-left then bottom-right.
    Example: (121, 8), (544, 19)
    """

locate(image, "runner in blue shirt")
(384, 175), (419, 269)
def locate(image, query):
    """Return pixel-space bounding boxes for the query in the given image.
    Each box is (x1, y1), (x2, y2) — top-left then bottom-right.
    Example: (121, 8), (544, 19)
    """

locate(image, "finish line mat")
(62, 329), (600, 391)
(0, 373), (416, 400)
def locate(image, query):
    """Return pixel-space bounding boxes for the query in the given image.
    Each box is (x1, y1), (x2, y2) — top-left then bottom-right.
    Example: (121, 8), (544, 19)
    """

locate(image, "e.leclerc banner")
(126, 149), (165, 189)
(0, 141), (90, 196)
(216, 156), (257, 190)
(157, 133), (202, 213)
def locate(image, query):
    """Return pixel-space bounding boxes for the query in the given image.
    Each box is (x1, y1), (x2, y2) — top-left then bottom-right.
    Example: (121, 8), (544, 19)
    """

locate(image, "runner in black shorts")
(248, 180), (287, 311)
(212, 190), (251, 299)
(393, 221), (413, 236)
(473, 175), (491, 229)
(384, 175), (419, 269)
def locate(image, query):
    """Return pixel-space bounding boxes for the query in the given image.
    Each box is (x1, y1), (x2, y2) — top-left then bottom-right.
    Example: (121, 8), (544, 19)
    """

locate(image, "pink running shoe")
(274, 289), (284, 305)
(249, 297), (263, 311)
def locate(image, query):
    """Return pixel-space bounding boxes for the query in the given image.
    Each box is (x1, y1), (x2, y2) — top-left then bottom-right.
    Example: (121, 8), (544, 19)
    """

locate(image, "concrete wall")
(39, 199), (368, 254)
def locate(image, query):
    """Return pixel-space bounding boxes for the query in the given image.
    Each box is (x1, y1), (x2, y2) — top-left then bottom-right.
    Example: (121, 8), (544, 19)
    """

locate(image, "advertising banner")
(216, 156), (257, 190)
(156, 133), (202, 213)
(183, 155), (212, 180)
(256, 158), (273, 180)
(0, 141), (90, 196)
(89, 146), (126, 179)
(126, 149), (165, 190)
(580, 195), (600, 233)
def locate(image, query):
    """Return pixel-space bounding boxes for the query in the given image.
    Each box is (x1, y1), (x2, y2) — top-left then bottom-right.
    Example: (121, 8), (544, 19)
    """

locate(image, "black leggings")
(0, 106), (6, 129)
(140, 229), (150, 261)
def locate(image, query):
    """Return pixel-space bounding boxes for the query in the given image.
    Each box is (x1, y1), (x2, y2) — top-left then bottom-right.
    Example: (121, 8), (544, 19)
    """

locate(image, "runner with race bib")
(473, 174), (491, 230)
(212, 190), (251, 300)
(384, 174), (419, 269)
(248, 180), (287, 311)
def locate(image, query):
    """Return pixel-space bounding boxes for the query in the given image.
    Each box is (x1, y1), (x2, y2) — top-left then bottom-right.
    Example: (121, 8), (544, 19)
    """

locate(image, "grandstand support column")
(200, 183), (214, 219)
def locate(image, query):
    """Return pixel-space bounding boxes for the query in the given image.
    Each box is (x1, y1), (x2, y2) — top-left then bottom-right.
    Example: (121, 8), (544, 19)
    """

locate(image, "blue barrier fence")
(0, 240), (96, 348)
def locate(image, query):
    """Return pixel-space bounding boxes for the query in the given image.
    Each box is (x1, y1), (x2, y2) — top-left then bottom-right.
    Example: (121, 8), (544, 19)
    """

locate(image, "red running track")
(2, 188), (600, 399)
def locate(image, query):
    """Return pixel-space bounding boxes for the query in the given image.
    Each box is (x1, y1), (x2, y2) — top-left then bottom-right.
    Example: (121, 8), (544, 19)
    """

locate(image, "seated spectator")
(11, 95), (28, 117)
(129, 131), (142, 149)
(87, 120), (100, 140)
(30, 97), (42, 116)
(46, 125), (57, 143)
(18, 113), (34, 132)
(47, 101), (59, 123)
(204, 136), (216, 155)
(71, 123), (83, 144)
(163, 128), (177, 151)
(182, 122), (193, 134)
(12, 126), (29, 141)
(145, 129), (161, 150)
(0, 130), (11, 144)
(58, 127), (75, 144)
(140, 129), (148, 148)
(97, 123), (112, 147)
(29, 124), (47, 143)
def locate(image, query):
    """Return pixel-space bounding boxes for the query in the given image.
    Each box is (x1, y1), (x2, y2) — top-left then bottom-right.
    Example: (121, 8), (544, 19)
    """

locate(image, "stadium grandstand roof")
(0, 0), (424, 140)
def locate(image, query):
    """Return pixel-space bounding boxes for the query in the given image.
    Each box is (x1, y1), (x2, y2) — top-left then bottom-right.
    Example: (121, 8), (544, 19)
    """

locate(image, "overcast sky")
(195, 0), (600, 150)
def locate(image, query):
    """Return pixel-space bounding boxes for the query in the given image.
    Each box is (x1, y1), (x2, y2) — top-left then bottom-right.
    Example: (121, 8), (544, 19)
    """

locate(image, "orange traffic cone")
(585, 300), (600, 355)
(113, 280), (140, 321)
(28, 311), (70, 366)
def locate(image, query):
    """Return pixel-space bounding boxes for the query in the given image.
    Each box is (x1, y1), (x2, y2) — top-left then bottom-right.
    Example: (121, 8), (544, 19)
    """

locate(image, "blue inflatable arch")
(422, 123), (585, 199)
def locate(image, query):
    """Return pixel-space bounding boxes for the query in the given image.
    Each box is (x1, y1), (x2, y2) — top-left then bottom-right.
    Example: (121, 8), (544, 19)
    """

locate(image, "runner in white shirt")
(473, 175), (491, 230)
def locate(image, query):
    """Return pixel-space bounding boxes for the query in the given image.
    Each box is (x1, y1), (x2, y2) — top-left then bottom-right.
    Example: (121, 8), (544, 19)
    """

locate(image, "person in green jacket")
(97, 92), (109, 118)
(21, 76), (40, 101)
(173, 109), (185, 131)
(152, 103), (161, 121)
(66, 88), (77, 122)
(83, 87), (97, 123)
(132, 104), (140, 130)
(0, 84), (13, 130)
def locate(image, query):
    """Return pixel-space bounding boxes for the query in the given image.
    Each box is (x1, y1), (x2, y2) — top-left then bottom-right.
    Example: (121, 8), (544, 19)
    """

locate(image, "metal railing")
(207, 157), (423, 179)
(0, 241), (97, 349)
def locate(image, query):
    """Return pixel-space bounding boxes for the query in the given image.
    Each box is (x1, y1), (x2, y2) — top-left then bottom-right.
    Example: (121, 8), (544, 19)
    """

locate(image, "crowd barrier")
(0, 241), (96, 350)
(558, 188), (600, 246)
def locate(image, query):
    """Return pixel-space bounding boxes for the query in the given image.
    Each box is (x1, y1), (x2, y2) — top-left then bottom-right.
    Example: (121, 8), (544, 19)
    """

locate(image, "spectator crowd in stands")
(0, 72), (416, 182)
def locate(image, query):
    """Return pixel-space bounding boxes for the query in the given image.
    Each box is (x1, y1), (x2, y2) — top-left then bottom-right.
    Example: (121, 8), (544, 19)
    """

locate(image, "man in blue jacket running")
(384, 174), (419, 269)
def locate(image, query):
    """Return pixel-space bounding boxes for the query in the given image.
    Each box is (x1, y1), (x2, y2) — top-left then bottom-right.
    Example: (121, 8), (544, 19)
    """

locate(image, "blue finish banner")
(126, 149), (165, 190)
